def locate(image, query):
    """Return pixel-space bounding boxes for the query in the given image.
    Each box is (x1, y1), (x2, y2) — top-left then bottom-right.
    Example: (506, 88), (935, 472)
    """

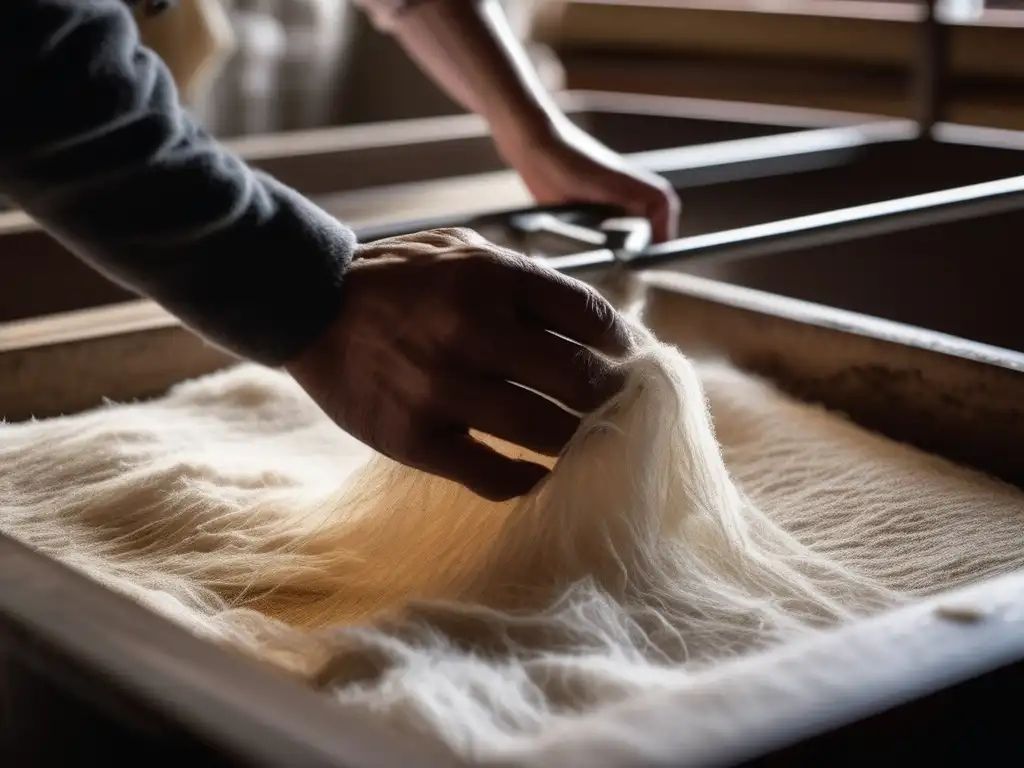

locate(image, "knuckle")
(407, 229), (462, 251)
(431, 227), (481, 245)
(455, 249), (510, 286)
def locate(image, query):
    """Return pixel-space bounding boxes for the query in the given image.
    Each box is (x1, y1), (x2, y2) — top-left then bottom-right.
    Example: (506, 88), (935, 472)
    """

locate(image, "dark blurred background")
(173, 0), (1024, 137)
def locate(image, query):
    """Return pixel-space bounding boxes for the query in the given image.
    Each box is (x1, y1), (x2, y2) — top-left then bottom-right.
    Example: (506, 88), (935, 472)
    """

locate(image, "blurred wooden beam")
(533, 0), (1024, 79)
(533, 1), (1024, 128)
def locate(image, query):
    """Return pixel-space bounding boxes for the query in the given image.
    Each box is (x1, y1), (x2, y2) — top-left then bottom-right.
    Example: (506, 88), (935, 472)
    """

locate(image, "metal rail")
(354, 174), (1024, 278)
(546, 173), (1024, 273)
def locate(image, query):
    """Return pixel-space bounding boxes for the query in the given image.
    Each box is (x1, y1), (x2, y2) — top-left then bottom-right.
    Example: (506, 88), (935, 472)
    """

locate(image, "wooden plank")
(0, 300), (177, 353)
(641, 271), (1024, 489)
(536, 1), (1024, 128)
(212, 89), (871, 196)
(233, 113), (506, 197)
(516, 563), (1024, 766)
(534, 0), (1024, 79)
(558, 54), (1024, 130)
(222, 89), (873, 164)
(316, 171), (533, 229)
(0, 312), (229, 423)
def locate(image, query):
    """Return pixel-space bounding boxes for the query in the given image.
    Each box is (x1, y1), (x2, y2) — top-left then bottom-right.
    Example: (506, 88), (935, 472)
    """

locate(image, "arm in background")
(357, 0), (681, 242)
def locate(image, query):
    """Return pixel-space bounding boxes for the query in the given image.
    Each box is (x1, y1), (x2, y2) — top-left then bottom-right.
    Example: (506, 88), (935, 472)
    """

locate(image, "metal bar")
(914, 0), (950, 138)
(541, 174), (1024, 274)
(351, 201), (622, 243)
(629, 122), (911, 189)
(349, 122), (917, 245)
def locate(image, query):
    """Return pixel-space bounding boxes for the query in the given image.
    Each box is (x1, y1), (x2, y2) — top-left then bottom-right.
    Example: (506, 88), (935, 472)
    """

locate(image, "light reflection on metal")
(543, 174), (1024, 274)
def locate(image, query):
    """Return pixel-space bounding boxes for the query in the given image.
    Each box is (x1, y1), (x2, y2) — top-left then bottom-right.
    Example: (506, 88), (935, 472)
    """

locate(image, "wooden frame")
(642, 271), (1024, 488)
(534, 0), (1024, 77)
(4, 88), (1024, 763)
(533, 1), (1024, 128)
(2, 266), (1023, 764)
(0, 531), (462, 767)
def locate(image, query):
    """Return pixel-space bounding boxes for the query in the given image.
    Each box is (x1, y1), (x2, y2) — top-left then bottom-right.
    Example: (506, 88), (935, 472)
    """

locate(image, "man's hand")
(358, 0), (680, 244)
(286, 228), (633, 502)
(495, 119), (681, 244)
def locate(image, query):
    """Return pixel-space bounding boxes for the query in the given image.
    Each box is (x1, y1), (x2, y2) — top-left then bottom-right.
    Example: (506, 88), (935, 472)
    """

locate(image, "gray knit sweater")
(0, 0), (357, 366)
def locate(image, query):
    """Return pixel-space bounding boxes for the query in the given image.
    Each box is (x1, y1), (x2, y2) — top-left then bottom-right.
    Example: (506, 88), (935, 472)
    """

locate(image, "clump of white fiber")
(0, 310), (985, 760)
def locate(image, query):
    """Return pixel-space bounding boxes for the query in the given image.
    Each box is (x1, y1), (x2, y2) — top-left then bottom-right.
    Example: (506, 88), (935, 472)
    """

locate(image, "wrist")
(489, 102), (568, 161)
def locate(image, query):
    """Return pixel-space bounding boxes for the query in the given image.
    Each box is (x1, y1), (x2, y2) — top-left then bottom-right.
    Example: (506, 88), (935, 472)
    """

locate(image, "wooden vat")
(2, 94), (1023, 763)
(1, 261), (1021, 764)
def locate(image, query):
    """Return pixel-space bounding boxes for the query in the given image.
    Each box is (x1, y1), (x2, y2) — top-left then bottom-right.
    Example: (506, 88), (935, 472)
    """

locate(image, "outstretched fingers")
(511, 261), (635, 359)
(434, 372), (581, 457)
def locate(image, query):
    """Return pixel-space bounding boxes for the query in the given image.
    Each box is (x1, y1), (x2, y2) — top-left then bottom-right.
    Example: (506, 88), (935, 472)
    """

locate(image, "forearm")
(358, 0), (564, 149)
(0, 0), (355, 366)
